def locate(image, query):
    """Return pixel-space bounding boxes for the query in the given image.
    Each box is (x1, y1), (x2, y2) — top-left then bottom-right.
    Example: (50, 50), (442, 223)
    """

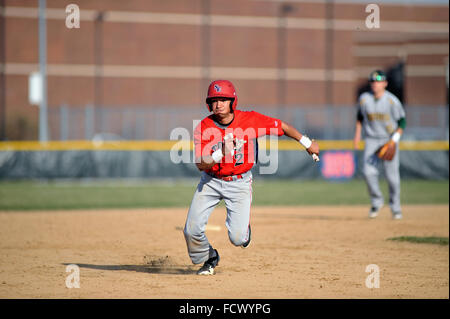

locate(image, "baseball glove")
(376, 141), (396, 161)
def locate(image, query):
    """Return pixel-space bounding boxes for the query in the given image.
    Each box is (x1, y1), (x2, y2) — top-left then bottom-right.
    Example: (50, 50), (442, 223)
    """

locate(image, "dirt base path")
(0, 205), (448, 298)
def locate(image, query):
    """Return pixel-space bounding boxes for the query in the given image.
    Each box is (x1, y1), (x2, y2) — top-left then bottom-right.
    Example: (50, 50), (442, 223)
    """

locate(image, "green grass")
(388, 236), (449, 246)
(0, 179), (448, 210)
(252, 179), (449, 206)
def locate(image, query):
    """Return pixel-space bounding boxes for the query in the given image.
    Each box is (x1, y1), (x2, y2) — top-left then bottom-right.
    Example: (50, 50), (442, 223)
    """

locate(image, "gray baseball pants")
(363, 137), (401, 213)
(184, 171), (252, 264)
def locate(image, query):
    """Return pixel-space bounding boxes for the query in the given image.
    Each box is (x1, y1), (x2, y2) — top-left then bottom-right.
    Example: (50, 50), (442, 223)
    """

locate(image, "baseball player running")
(183, 79), (320, 275)
(353, 70), (406, 220)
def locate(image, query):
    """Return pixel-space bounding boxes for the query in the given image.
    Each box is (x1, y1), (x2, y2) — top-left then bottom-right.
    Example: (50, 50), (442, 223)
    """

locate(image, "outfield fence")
(2, 105), (448, 180)
(0, 144), (448, 180)
(48, 105), (449, 142)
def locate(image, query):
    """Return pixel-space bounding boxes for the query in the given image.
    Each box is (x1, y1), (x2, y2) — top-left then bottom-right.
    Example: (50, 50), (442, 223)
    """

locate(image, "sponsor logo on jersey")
(367, 113), (390, 122)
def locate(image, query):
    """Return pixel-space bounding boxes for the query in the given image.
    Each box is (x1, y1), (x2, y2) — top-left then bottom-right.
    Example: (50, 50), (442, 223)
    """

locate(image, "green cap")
(369, 70), (387, 82)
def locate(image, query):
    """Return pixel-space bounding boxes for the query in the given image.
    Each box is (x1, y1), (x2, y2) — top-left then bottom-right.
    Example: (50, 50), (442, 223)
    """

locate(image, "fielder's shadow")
(62, 263), (196, 275)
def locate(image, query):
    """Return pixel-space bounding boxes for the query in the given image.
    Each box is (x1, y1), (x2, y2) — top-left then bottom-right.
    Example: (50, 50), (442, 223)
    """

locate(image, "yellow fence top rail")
(0, 140), (448, 151)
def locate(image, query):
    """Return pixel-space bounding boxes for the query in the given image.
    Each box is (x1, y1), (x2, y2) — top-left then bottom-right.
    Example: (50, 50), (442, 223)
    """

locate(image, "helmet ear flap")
(229, 98), (235, 112)
(206, 98), (213, 112)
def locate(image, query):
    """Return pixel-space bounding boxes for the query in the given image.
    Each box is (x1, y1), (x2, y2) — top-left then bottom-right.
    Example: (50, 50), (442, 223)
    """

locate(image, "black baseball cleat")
(241, 225), (251, 249)
(197, 249), (220, 275)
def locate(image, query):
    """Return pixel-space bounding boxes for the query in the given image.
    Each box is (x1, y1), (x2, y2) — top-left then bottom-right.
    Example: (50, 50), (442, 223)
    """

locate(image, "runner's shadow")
(62, 263), (196, 275)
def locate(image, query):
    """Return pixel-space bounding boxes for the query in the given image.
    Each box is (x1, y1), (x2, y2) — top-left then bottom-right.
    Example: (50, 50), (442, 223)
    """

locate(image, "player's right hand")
(223, 133), (235, 161)
(353, 137), (360, 150)
(306, 139), (319, 157)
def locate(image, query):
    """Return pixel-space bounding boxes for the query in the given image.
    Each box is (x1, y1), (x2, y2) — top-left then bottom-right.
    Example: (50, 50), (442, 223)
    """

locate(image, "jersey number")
(212, 141), (244, 166)
(234, 153), (243, 166)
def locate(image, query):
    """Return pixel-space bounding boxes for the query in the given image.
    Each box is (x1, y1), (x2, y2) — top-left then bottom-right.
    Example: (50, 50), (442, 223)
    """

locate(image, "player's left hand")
(377, 140), (396, 161)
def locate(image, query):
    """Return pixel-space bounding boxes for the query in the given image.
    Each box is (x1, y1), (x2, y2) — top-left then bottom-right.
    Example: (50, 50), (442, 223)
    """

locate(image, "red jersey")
(194, 109), (284, 177)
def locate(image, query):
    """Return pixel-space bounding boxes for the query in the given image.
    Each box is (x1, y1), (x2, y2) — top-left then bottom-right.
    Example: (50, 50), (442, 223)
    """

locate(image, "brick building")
(0, 0), (448, 140)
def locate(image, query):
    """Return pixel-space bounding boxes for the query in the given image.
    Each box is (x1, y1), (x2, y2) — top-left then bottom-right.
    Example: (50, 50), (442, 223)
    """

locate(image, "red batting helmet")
(205, 80), (238, 112)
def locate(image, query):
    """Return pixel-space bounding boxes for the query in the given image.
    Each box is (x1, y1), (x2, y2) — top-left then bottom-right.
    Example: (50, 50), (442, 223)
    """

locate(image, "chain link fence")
(48, 104), (449, 141)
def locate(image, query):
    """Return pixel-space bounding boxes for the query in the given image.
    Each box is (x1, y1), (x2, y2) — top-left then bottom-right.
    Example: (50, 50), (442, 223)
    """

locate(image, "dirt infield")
(0, 205), (448, 299)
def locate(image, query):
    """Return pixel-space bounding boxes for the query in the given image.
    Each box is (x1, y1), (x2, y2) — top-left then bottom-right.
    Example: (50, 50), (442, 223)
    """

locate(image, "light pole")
(277, 3), (293, 108)
(201, 0), (211, 102)
(38, 0), (48, 141)
(94, 12), (104, 109)
(325, 0), (334, 107)
(0, 0), (5, 140)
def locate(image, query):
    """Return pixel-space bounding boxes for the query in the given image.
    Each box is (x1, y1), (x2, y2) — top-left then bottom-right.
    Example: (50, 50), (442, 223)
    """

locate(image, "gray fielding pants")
(184, 171), (252, 265)
(363, 138), (401, 213)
